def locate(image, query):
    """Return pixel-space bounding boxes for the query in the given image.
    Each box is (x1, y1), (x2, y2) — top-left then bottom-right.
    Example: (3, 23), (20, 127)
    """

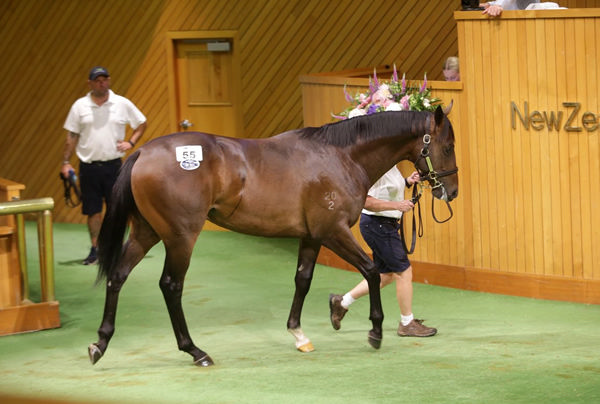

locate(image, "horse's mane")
(299, 111), (430, 147)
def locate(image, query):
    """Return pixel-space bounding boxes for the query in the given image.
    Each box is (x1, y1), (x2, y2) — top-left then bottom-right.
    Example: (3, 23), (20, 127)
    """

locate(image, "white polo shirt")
(488, 0), (539, 10)
(361, 166), (406, 220)
(64, 90), (146, 163)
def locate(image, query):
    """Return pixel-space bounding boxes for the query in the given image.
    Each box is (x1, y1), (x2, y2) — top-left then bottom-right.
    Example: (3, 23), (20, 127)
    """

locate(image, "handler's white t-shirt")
(361, 166), (406, 220)
(64, 89), (146, 163)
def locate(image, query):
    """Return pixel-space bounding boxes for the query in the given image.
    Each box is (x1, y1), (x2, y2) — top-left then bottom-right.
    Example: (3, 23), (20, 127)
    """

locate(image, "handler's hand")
(395, 200), (415, 212)
(406, 171), (420, 186)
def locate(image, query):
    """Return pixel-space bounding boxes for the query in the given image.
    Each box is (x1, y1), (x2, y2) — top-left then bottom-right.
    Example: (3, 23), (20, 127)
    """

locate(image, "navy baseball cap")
(89, 66), (110, 80)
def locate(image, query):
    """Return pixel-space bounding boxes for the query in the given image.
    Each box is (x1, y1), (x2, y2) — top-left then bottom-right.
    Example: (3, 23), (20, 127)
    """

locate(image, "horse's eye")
(443, 144), (454, 156)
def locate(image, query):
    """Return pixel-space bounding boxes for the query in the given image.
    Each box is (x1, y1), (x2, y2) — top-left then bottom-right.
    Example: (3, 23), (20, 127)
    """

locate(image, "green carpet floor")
(0, 222), (598, 403)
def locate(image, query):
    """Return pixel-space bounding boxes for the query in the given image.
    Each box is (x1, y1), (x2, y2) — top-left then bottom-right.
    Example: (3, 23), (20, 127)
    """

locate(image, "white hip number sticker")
(176, 145), (203, 162)
(176, 145), (203, 170)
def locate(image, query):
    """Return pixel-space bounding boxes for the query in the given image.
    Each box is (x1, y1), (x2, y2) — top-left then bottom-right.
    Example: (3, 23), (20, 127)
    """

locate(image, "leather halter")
(400, 122), (459, 254)
(414, 130), (459, 201)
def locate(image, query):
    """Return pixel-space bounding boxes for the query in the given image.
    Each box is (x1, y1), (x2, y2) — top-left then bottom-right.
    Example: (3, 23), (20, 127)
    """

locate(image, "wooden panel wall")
(0, 0), (594, 226)
(457, 9), (600, 283)
(0, 0), (463, 223)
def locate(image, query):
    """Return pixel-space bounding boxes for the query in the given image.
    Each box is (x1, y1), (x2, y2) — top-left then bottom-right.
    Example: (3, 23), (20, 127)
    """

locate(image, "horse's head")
(414, 103), (458, 201)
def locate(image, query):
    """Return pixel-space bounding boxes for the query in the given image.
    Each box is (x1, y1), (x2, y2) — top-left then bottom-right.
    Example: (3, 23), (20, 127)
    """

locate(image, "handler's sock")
(341, 293), (355, 309)
(401, 313), (414, 326)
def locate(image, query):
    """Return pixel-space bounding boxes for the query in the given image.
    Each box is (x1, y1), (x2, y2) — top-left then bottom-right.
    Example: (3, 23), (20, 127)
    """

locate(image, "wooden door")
(173, 35), (243, 138)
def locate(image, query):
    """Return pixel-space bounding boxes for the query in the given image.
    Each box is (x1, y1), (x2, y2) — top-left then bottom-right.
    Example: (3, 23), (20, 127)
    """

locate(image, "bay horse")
(89, 106), (458, 367)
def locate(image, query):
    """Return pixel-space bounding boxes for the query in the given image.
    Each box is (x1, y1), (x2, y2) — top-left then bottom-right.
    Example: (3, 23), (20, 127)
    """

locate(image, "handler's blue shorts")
(359, 213), (411, 273)
(79, 158), (121, 216)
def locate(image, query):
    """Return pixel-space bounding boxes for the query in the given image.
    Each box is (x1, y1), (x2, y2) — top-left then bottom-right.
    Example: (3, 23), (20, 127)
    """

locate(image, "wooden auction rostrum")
(0, 178), (60, 336)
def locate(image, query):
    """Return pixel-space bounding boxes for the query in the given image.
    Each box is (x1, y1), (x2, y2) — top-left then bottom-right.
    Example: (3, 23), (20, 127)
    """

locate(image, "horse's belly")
(208, 210), (306, 238)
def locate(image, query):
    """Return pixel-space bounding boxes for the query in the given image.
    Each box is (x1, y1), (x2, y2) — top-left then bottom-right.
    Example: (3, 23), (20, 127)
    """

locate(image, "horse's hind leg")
(160, 237), (213, 367)
(89, 219), (159, 364)
(287, 237), (321, 352)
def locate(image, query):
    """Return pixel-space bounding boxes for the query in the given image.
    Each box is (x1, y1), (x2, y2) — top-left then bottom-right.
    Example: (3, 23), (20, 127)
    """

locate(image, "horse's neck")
(352, 127), (426, 185)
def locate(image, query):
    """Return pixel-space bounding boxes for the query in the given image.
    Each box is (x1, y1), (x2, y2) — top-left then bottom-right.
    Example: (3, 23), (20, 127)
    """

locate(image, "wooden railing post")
(0, 197), (60, 335)
(15, 213), (28, 300)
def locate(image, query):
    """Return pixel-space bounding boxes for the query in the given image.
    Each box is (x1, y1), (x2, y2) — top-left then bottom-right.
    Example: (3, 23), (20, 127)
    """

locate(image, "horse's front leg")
(287, 238), (321, 352)
(324, 227), (383, 349)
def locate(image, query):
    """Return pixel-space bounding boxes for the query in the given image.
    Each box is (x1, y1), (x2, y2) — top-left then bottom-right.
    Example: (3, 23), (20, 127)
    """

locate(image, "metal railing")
(0, 197), (55, 302)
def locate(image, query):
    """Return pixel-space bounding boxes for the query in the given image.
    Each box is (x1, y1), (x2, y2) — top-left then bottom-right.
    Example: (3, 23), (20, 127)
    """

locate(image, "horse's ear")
(443, 100), (453, 115)
(434, 105), (445, 126)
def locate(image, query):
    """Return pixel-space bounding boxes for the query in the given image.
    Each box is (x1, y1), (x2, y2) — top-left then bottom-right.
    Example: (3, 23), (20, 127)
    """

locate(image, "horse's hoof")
(368, 330), (382, 349)
(194, 354), (214, 367)
(88, 343), (103, 365)
(297, 341), (315, 353)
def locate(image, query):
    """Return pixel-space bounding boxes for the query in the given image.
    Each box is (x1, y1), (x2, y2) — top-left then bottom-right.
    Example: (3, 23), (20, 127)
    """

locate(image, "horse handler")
(329, 167), (437, 337)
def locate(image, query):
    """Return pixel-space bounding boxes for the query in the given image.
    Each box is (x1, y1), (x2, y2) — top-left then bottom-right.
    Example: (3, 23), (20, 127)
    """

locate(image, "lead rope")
(60, 172), (82, 208)
(399, 184), (424, 254)
(431, 197), (453, 224)
(399, 182), (454, 254)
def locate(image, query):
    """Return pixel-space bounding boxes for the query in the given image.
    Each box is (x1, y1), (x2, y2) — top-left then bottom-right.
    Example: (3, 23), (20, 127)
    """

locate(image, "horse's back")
(129, 131), (368, 239)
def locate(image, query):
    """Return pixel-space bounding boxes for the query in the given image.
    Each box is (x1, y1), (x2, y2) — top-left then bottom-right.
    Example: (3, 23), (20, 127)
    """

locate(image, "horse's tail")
(96, 151), (141, 284)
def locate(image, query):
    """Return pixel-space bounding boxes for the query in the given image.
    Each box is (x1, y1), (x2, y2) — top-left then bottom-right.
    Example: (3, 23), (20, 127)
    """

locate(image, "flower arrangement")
(335, 65), (441, 119)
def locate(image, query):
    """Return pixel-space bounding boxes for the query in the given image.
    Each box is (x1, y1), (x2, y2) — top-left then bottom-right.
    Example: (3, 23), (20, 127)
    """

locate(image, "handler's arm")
(364, 196), (414, 213)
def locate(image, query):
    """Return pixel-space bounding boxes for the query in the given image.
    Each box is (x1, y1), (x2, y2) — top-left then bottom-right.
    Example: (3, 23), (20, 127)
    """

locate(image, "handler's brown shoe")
(397, 319), (437, 337)
(329, 294), (348, 330)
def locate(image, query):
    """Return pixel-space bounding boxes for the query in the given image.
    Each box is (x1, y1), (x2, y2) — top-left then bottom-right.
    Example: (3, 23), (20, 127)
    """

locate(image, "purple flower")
(344, 84), (355, 104)
(420, 73), (428, 93)
(369, 77), (378, 95)
(372, 68), (380, 89)
(392, 64), (398, 83)
(401, 73), (406, 94)
(367, 103), (379, 115)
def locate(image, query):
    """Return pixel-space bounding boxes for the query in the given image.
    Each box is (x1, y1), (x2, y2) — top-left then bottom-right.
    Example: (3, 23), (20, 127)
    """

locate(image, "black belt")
(83, 158), (121, 166)
(366, 214), (400, 223)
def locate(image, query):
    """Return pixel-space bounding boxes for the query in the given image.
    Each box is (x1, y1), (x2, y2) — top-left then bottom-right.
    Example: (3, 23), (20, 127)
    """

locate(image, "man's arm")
(118, 121), (147, 152)
(61, 131), (79, 177)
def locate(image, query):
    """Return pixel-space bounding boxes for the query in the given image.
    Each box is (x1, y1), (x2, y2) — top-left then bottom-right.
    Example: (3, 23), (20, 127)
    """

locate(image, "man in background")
(61, 66), (147, 265)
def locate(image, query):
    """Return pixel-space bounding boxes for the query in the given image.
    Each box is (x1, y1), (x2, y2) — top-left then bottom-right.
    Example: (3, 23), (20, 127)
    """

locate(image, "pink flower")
(400, 95), (410, 110)
(331, 113), (347, 120)
(372, 84), (391, 106)
(358, 94), (371, 108)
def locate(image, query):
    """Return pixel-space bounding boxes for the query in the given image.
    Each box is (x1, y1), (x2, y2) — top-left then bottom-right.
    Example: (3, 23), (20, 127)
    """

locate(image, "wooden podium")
(0, 178), (60, 335)
(300, 9), (600, 305)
